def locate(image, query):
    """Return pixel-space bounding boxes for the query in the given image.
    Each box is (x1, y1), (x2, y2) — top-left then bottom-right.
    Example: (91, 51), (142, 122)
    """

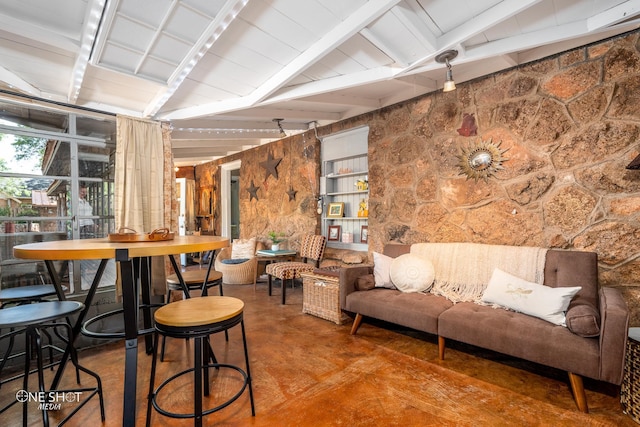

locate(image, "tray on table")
(108, 228), (175, 242)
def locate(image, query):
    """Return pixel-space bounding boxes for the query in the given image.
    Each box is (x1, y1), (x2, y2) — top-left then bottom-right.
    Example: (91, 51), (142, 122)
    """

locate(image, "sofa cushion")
(346, 288), (452, 336)
(566, 304), (601, 337)
(481, 268), (581, 326)
(221, 258), (250, 265)
(389, 254), (435, 293)
(437, 302), (600, 377)
(373, 252), (395, 289)
(356, 274), (375, 291)
(232, 237), (256, 259)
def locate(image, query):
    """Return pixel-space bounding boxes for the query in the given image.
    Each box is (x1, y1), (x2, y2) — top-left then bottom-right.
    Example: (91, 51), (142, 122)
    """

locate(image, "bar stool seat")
(0, 285), (57, 307)
(161, 269), (224, 361)
(0, 301), (105, 426)
(146, 296), (255, 426)
(166, 269), (223, 295)
(0, 285), (73, 388)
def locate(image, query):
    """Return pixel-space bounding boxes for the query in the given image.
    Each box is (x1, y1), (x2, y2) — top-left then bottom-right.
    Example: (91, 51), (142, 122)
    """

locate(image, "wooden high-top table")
(13, 235), (229, 427)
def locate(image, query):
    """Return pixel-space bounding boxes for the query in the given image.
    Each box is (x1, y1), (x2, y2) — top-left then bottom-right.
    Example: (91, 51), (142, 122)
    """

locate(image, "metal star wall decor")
(286, 186), (297, 201)
(247, 180), (260, 201)
(260, 150), (282, 180)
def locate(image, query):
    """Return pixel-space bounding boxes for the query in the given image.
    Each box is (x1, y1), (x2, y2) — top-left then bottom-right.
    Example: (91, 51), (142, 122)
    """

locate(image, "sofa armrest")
(339, 265), (372, 309)
(598, 286), (629, 384)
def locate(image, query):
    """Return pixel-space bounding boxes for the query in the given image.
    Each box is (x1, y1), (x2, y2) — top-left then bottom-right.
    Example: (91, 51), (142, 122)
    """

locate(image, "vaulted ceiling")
(1, 0), (639, 166)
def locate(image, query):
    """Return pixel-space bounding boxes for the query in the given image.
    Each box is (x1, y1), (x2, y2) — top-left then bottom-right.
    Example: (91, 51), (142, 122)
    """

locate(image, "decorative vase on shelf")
(271, 244), (280, 251)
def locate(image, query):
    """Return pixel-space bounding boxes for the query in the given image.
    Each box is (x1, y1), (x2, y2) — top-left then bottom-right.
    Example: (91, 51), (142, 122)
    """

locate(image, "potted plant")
(268, 231), (286, 251)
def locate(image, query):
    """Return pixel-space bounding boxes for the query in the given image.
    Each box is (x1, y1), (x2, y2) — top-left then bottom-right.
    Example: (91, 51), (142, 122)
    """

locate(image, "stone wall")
(365, 31), (640, 323)
(195, 134), (322, 250)
(195, 31), (640, 324)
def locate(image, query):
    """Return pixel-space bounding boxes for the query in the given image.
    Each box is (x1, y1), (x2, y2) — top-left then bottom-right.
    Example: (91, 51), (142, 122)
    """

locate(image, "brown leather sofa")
(339, 243), (629, 413)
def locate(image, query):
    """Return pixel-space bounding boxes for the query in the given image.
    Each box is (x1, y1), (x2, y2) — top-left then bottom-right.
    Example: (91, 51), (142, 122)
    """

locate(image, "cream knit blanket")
(410, 243), (548, 303)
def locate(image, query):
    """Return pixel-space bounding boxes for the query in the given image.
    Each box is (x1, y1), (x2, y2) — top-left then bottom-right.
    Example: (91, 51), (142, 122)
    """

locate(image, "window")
(0, 96), (116, 294)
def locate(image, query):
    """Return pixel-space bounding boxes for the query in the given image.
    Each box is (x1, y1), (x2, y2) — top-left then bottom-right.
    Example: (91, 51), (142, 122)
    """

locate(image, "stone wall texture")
(196, 30), (640, 325)
(195, 133), (322, 252)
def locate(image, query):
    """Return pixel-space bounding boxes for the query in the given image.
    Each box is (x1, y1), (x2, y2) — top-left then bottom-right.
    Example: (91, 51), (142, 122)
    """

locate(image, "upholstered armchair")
(215, 238), (265, 285)
(265, 235), (327, 304)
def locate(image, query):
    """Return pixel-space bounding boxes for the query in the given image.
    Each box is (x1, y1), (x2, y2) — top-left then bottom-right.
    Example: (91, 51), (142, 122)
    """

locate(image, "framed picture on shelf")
(360, 225), (369, 244)
(327, 202), (345, 218)
(328, 225), (341, 241)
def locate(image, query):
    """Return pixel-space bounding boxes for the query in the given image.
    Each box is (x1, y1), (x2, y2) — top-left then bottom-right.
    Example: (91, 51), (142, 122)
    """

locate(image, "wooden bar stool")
(0, 301), (105, 426)
(165, 269), (223, 299)
(0, 285), (77, 388)
(146, 296), (255, 427)
(161, 269), (224, 361)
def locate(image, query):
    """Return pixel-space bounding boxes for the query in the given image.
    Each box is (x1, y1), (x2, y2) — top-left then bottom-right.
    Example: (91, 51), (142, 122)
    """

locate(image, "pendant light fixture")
(435, 50), (458, 92)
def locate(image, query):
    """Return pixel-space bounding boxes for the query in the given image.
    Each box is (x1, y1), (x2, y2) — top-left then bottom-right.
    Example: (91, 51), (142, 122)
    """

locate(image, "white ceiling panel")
(416, 0), (503, 34)
(182, 0), (228, 15)
(107, 16), (155, 51)
(367, 9), (432, 65)
(137, 58), (176, 83)
(0, 41), (73, 97)
(270, 0), (340, 37)
(515, 1), (559, 33)
(116, 0), (174, 25)
(165, 4), (215, 41)
(99, 43), (145, 75)
(0, 0), (86, 38)
(337, 34), (395, 68)
(209, 41), (282, 82)
(240, 3), (317, 52)
(0, 0), (638, 164)
(194, 53), (263, 92)
(78, 66), (160, 111)
(307, 49), (367, 78)
(224, 18), (299, 66)
(475, 16), (521, 45)
(316, 0), (369, 17)
(148, 34), (192, 65)
(161, 80), (236, 113)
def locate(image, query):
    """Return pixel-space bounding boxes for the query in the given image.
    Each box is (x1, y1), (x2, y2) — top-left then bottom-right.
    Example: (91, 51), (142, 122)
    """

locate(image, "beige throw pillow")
(231, 237), (256, 259)
(481, 268), (581, 326)
(389, 254), (435, 293)
(373, 252), (395, 289)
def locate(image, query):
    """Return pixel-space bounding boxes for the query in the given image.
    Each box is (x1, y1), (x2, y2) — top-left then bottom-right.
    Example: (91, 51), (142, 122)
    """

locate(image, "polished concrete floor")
(0, 277), (635, 426)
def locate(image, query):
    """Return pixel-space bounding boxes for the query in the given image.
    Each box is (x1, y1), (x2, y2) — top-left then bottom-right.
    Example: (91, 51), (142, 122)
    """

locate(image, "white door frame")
(221, 159), (241, 238)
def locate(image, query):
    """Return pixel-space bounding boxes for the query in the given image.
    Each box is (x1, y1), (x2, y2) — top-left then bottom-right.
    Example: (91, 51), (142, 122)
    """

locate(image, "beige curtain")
(115, 115), (173, 296)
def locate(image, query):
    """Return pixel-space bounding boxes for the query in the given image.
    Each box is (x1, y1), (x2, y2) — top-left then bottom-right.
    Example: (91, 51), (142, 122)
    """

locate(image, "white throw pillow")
(231, 237), (256, 259)
(481, 268), (581, 326)
(373, 252), (395, 289)
(389, 254), (435, 293)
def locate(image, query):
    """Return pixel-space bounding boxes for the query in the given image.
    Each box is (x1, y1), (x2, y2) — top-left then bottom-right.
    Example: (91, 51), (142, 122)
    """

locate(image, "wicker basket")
(302, 273), (348, 325)
(622, 329), (640, 424)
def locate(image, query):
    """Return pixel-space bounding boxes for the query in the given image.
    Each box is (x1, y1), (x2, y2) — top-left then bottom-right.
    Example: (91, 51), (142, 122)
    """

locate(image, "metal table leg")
(47, 258), (108, 390)
(117, 249), (139, 427)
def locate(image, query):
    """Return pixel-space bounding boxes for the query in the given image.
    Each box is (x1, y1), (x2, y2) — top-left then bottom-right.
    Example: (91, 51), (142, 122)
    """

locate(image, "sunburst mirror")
(457, 138), (508, 182)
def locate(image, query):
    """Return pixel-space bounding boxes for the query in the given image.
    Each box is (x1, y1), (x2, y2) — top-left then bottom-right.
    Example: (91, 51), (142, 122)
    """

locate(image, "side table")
(622, 327), (640, 424)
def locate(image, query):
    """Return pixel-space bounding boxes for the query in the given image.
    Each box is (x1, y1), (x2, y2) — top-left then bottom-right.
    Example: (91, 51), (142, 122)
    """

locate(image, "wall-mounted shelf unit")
(321, 126), (369, 251)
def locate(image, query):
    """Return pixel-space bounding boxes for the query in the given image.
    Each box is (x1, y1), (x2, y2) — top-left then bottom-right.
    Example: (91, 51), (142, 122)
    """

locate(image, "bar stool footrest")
(81, 304), (163, 339)
(151, 363), (249, 420)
